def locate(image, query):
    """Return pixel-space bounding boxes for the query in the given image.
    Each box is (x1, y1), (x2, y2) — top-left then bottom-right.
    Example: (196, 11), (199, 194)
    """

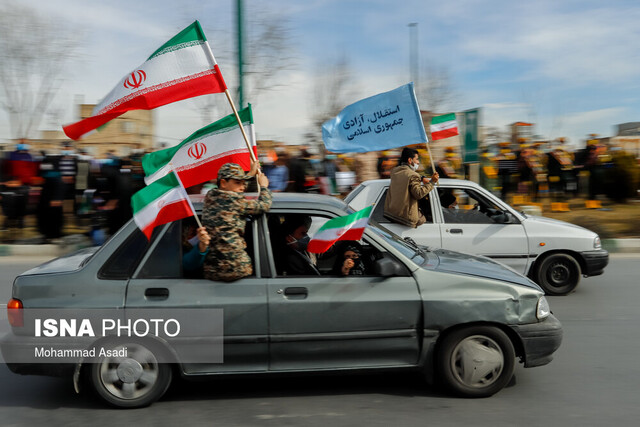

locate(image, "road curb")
(602, 239), (640, 253)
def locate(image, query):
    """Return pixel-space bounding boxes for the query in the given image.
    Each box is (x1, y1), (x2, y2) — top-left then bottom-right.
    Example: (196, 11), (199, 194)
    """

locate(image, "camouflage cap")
(217, 163), (251, 181)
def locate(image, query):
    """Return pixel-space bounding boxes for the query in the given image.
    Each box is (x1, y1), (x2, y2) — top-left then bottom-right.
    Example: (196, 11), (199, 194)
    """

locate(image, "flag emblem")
(187, 142), (207, 160)
(123, 70), (147, 89)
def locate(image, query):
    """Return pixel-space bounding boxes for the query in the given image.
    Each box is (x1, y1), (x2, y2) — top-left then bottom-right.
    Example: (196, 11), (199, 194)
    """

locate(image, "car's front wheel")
(437, 326), (515, 397)
(535, 253), (581, 296)
(88, 341), (172, 408)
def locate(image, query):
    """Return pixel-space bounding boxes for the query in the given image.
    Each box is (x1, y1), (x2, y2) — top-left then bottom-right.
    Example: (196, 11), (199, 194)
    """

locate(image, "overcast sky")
(2, 0), (639, 149)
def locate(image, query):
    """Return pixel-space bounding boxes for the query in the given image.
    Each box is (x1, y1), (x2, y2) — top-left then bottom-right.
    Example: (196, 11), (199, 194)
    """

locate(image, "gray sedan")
(1, 193), (562, 408)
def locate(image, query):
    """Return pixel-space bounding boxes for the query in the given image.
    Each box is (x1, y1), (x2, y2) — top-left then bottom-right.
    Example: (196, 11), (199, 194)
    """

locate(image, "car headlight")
(594, 236), (601, 249)
(537, 296), (550, 320)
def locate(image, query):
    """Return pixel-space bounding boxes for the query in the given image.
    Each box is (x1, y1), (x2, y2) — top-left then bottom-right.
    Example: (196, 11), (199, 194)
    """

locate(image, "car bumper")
(0, 332), (84, 377)
(511, 314), (563, 368)
(580, 249), (609, 277)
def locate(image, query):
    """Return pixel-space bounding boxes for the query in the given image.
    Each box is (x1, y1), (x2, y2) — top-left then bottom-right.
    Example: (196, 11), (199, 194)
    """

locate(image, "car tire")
(535, 253), (581, 296)
(88, 341), (172, 408)
(437, 326), (515, 398)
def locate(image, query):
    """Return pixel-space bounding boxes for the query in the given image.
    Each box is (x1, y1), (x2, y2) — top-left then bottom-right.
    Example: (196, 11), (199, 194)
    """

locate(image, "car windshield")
(366, 220), (425, 264)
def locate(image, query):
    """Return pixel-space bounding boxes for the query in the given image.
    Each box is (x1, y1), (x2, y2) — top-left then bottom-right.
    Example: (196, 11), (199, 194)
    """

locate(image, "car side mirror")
(493, 211), (517, 224)
(374, 253), (408, 277)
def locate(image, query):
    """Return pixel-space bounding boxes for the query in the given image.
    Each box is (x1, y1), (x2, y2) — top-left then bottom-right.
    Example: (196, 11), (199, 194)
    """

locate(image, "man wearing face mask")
(384, 147), (439, 228)
(280, 215), (320, 276)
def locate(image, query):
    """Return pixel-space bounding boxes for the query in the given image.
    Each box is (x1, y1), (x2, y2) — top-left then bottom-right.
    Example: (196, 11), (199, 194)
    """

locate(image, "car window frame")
(264, 208), (397, 278)
(98, 225), (159, 280)
(436, 184), (523, 225)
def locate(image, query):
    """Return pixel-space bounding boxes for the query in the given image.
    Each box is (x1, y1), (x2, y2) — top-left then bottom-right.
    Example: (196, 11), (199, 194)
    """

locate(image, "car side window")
(438, 188), (507, 224)
(99, 227), (154, 280)
(373, 189), (432, 224)
(137, 221), (182, 279)
(268, 212), (383, 277)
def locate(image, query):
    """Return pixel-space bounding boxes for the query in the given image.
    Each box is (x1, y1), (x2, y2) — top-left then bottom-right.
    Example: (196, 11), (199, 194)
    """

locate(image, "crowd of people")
(0, 137), (637, 244)
(0, 142), (146, 243)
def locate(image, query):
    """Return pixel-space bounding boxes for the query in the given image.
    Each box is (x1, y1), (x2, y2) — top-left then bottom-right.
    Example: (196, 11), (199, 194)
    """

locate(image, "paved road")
(0, 255), (638, 427)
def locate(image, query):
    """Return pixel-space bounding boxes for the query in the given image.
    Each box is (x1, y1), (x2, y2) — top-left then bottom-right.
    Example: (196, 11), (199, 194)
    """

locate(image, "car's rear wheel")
(535, 253), (581, 296)
(89, 341), (172, 408)
(437, 326), (515, 397)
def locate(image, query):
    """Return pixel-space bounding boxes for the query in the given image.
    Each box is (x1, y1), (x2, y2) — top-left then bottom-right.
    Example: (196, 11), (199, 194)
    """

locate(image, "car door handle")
(447, 228), (463, 234)
(145, 288), (170, 299)
(283, 287), (308, 299)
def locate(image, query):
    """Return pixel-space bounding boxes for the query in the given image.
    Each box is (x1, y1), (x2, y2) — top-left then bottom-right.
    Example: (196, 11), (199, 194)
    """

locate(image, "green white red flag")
(132, 171), (195, 239)
(63, 20), (227, 140)
(430, 113), (459, 140)
(307, 206), (373, 254)
(142, 106), (256, 188)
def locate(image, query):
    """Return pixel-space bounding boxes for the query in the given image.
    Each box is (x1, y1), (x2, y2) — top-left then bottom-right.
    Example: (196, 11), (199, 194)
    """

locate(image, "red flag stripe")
(306, 228), (366, 254)
(431, 127), (459, 141)
(64, 69), (226, 140)
(140, 199), (193, 240)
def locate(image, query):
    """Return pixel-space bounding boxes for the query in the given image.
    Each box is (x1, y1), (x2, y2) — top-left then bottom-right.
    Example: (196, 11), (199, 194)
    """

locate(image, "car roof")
(358, 178), (475, 188)
(189, 192), (350, 214)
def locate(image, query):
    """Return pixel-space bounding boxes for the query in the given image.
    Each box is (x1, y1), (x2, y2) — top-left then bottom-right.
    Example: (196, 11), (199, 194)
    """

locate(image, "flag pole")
(424, 138), (438, 185)
(203, 40), (261, 192)
(170, 164), (203, 229)
(203, 41), (257, 164)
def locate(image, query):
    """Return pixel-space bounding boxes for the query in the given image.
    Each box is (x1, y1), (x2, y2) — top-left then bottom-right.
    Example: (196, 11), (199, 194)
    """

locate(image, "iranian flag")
(307, 206), (373, 254)
(132, 172), (195, 239)
(430, 113), (459, 140)
(63, 20), (227, 140)
(142, 106), (256, 188)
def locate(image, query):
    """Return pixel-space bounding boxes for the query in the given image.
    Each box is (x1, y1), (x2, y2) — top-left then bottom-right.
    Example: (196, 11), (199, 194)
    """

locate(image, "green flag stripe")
(431, 113), (456, 125)
(141, 106), (253, 175)
(181, 105), (253, 145)
(148, 21), (207, 60)
(132, 173), (180, 214)
(318, 206), (372, 231)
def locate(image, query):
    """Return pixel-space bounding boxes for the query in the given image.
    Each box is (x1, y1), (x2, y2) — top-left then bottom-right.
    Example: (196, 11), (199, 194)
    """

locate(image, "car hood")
(423, 247), (543, 291)
(20, 247), (100, 276)
(523, 214), (595, 234)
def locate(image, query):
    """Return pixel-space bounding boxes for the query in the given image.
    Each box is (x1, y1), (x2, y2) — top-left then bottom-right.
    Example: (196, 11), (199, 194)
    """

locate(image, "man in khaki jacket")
(384, 147), (439, 228)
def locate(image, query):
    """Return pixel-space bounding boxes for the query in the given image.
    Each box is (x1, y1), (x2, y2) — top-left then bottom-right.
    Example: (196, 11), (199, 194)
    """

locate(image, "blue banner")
(321, 83), (427, 153)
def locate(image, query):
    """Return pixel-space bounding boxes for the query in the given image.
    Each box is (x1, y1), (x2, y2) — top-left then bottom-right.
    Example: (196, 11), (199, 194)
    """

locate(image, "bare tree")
(416, 61), (459, 115)
(191, 9), (297, 126)
(0, 3), (79, 139)
(307, 54), (359, 148)
(243, 12), (297, 103)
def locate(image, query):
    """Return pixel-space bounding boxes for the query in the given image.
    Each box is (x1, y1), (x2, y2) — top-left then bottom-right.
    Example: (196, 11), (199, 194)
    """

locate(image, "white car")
(345, 178), (609, 295)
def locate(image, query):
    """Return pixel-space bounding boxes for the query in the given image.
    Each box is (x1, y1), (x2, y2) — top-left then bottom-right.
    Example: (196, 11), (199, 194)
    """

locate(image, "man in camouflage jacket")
(202, 162), (272, 281)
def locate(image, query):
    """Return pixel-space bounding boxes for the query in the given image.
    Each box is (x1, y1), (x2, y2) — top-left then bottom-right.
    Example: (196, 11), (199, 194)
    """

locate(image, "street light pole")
(236, 0), (245, 109)
(408, 23), (418, 94)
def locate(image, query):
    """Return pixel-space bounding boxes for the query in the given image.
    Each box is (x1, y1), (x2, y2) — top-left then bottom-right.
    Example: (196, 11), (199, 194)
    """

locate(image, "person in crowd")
(266, 150), (289, 192)
(384, 147), (439, 228)
(495, 142), (518, 201)
(354, 151), (379, 184)
(36, 156), (65, 241)
(436, 147), (462, 179)
(202, 162), (271, 282)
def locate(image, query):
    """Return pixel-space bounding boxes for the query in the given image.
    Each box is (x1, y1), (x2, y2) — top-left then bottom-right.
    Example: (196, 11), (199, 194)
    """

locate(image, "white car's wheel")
(438, 326), (515, 397)
(89, 342), (172, 408)
(535, 253), (581, 296)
